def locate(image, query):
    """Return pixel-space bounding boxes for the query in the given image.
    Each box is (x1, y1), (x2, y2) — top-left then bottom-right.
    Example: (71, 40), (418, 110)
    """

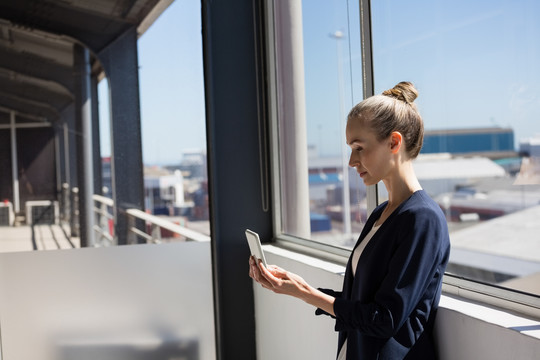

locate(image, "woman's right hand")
(248, 255), (336, 315)
(249, 256), (311, 299)
(249, 255), (274, 289)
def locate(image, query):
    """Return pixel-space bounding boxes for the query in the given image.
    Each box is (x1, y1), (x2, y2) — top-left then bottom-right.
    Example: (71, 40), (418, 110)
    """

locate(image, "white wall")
(0, 242), (216, 360)
(253, 248), (342, 359)
(256, 246), (540, 360)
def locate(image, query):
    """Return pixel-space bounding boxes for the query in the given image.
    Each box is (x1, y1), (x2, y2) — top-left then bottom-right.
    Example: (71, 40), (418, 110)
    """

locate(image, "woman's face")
(346, 116), (393, 186)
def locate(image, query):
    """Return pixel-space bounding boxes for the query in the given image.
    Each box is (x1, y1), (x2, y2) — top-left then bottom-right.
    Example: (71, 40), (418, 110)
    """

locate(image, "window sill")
(263, 243), (346, 275)
(438, 295), (540, 340)
(263, 241), (540, 335)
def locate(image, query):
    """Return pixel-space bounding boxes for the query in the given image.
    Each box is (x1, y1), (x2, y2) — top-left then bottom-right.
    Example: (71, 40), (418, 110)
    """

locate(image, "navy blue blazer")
(316, 190), (450, 360)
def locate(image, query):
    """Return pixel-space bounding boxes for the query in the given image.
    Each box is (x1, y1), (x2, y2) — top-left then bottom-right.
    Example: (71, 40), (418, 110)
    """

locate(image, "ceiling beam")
(0, 91), (60, 120)
(0, 36), (76, 93)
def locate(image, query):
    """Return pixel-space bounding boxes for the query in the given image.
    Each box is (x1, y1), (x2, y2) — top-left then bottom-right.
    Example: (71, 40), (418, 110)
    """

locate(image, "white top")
(351, 224), (381, 276)
(337, 224), (381, 360)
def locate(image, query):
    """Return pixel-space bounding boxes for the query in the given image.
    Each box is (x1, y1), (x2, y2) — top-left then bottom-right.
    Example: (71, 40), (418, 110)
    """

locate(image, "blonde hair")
(348, 81), (424, 159)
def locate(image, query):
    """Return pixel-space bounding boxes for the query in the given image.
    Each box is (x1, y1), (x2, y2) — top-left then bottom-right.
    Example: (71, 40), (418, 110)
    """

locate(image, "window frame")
(264, 0), (540, 319)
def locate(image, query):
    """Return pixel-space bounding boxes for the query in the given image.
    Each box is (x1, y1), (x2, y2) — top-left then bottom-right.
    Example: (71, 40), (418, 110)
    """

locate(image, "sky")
(100, 0), (540, 165)
(99, 0), (206, 165)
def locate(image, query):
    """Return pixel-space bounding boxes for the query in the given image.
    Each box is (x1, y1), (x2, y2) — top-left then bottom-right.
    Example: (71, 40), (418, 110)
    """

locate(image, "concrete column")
(98, 27), (145, 245)
(274, 0), (311, 238)
(74, 44), (95, 247)
(202, 1), (273, 359)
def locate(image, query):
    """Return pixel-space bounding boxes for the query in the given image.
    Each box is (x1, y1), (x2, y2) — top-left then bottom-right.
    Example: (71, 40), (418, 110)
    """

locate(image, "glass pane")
(98, 0), (210, 243)
(372, 0), (540, 296)
(278, 0), (364, 248)
(0, 242), (216, 360)
(138, 0), (209, 237)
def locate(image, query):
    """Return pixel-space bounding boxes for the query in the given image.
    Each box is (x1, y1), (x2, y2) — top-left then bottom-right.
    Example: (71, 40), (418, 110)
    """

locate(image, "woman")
(249, 82), (450, 359)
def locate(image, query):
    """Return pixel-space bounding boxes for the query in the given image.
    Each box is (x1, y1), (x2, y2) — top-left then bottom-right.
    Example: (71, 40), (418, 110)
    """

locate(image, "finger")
(249, 256), (258, 278)
(269, 266), (288, 278)
(249, 264), (255, 279)
(251, 264), (263, 282)
(261, 264), (288, 280)
(259, 264), (284, 288)
(251, 262), (272, 287)
(254, 269), (274, 289)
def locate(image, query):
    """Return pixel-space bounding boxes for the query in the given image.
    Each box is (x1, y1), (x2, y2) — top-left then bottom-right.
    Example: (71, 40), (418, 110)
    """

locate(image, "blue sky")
(100, 0), (540, 164)
(99, 0), (205, 165)
(303, 0), (540, 156)
(371, 0), (540, 149)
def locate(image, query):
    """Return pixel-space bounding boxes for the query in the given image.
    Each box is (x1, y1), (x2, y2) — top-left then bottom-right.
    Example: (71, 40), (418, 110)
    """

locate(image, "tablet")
(245, 229), (267, 267)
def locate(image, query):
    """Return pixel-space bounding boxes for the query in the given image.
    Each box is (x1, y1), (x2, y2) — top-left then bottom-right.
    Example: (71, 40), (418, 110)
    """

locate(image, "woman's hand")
(248, 256), (336, 316)
(249, 256), (311, 299)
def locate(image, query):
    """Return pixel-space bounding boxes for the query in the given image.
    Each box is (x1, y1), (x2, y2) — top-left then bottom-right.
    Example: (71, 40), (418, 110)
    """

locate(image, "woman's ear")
(390, 131), (403, 154)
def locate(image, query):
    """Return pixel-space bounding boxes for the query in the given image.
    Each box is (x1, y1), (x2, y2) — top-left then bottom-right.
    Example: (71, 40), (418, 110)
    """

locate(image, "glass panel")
(0, 242), (216, 360)
(138, 0), (209, 236)
(372, 0), (540, 296)
(278, 0), (364, 248)
(97, 0), (209, 245)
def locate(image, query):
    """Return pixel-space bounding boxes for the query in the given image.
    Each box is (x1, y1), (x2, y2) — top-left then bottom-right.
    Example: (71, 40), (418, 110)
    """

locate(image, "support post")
(74, 44), (95, 247)
(98, 27), (145, 245)
(10, 111), (19, 213)
(91, 75), (103, 196)
(202, 1), (273, 359)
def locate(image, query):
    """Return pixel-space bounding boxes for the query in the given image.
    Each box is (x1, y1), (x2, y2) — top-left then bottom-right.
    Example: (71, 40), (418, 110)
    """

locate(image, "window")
(270, 0), (540, 312)
(99, 0), (210, 233)
(371, 0), (540, 299)
(272, 0), (366, 251)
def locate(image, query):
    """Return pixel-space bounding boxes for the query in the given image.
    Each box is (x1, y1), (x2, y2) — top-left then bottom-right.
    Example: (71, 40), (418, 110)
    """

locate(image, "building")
(422, 127), (515, 157)
(144, 166), (185, 215)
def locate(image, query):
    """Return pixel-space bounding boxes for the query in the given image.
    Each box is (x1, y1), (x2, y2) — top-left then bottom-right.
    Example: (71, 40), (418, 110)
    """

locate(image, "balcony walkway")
(0, 223), (80, 253)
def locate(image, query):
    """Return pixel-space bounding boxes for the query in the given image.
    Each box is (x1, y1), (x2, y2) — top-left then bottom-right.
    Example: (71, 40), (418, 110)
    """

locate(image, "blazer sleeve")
(315, 288), (342, 317)
(332, 207), (448, 338)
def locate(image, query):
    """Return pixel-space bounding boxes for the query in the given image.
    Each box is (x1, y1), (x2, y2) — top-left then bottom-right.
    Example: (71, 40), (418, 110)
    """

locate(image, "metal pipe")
(10, 111), (19, 213)
(360, 0), (378, 213)
(80, 47), (95, 247)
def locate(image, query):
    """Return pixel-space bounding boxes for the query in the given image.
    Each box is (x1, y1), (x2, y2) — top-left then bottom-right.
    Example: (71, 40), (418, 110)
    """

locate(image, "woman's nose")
(348, 153), (358, 168)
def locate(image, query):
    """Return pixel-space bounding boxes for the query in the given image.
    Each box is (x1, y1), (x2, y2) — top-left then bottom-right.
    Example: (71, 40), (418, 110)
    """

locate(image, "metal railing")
(126, 208), (210, 244)
(93, 194), (115, 246)
(92, 194), (210, 246)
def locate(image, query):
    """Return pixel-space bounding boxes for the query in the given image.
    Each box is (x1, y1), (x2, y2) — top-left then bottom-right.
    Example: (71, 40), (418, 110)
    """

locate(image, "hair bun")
(382, 81), (418, 104)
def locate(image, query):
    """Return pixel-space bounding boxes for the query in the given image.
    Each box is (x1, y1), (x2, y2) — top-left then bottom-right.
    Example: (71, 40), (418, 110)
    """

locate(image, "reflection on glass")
(279, 0), (364, 248)
(372, 0), (540, 296)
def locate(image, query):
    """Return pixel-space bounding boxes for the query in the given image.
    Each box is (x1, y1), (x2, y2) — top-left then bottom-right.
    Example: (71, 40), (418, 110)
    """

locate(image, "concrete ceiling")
(0, 0), (173, 122)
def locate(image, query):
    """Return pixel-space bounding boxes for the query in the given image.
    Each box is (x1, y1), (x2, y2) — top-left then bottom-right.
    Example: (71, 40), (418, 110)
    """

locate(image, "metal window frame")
(265, 0), (377, 260)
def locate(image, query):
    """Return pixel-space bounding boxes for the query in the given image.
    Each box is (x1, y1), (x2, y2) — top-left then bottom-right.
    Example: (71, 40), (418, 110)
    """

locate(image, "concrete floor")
(0, 223), (79, 253)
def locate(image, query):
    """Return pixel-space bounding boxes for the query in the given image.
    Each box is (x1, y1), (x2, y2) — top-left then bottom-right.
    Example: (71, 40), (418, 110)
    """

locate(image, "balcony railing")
(93, 194), (115, 246)
(92, 192), (210, 246)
